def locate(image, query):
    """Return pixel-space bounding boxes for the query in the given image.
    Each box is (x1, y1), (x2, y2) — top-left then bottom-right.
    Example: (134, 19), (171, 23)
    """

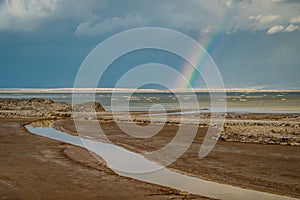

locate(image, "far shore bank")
(1, 88), (300, 93)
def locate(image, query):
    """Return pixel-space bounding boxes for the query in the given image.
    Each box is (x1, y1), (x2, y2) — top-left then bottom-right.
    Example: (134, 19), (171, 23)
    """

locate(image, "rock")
(0, 98), (72, 119)
(290, 142), (300, 146)
(73, 101), (105, 112)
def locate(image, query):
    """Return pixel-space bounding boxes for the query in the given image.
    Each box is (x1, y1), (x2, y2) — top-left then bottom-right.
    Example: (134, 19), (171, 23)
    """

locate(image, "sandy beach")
(0, 98), (299, 199)
(0, 118), (209, 200)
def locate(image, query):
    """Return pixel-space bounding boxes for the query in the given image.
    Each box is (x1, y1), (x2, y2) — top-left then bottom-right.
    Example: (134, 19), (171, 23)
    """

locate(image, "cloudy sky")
(0, 0), (299, 89)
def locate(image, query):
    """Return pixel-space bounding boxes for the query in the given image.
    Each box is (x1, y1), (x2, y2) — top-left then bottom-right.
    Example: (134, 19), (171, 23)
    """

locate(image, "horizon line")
(0, 87), (300, 93)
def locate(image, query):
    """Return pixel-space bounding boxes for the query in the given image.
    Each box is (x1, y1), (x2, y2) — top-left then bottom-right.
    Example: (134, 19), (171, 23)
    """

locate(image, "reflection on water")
(25, 125), (298, 200)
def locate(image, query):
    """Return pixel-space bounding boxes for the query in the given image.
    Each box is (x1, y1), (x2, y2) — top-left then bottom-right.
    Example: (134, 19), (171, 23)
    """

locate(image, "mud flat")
(102, 112), (300, 146)
(26, 124), (299, 200)
(0, 98), (299, 199)
(54, 119), (300, 198)
(0, 118), (208, 200)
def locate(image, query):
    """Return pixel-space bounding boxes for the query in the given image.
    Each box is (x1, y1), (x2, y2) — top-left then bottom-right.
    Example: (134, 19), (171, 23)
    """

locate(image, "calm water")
(26, 125), (298, 200)
(1, 92), (300, 113)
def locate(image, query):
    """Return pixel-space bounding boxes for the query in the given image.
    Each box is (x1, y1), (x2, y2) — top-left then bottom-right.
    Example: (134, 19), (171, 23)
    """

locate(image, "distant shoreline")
(1, 88), (300, 93)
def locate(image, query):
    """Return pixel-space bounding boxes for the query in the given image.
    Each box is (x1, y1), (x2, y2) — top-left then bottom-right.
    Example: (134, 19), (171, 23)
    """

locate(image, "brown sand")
(54, 119), (300, 198)
(0, 97), (299, 199)
(0, 118), (210, 200)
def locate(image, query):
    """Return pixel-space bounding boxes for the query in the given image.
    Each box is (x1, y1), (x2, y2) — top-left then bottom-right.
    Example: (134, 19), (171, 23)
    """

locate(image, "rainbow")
(174, 29), (225, 89)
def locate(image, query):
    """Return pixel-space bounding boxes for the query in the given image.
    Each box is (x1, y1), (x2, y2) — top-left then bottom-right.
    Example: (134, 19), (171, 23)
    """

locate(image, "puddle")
(25, 125), (298, 200)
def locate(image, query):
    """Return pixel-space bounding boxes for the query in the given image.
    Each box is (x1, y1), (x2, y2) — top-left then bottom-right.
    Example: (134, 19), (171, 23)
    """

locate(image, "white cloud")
(266, 23), (299, 34)
(147, 0), (300, 35)
(0, 0), (59, 31)
(226, 0), (233, 8)
(284, 24), (299, 32)
(290, 17), (300, 24)
(75, 14), (147, 36)
(249, 15), (279, 25)
(201, 26), (212, 34)
(248, 15), (280, 30)
(259, 15), (280, 25)
(0, 0), (300, 35)
(267, 25), (285, 34)
(0, 0), (107, 32)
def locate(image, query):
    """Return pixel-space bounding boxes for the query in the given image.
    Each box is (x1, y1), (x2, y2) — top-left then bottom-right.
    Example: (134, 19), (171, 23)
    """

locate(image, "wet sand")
(53, 119), (300, 198)
(0, 98), (299, 199)
(0, 119), (209, 200)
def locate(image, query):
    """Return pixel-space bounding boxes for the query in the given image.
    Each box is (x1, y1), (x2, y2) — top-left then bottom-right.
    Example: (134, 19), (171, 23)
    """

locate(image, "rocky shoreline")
(0, 98), (72, 119)
(220, 120), (300, 146)
(0, 98), (105, 119)
(0, 98), (299, 146)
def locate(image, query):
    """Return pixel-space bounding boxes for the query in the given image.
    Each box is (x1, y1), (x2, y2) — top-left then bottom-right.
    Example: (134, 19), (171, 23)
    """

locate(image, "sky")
(0, 0), (299, 89)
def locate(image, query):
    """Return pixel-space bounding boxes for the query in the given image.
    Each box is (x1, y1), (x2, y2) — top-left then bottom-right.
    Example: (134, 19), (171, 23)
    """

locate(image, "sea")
(1, 90), (299, 113)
